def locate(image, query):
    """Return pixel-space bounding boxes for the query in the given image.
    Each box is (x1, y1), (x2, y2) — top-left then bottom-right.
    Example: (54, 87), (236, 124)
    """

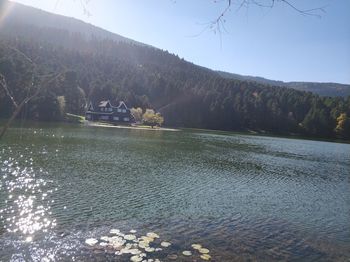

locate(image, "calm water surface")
(0, 123), (349, 261)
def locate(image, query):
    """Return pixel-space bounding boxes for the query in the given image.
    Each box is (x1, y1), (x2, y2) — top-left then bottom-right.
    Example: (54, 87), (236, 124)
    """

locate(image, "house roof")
(98, 100), (111, 107)
(117, 101), (128, 109)
(87, 100), (130, 111)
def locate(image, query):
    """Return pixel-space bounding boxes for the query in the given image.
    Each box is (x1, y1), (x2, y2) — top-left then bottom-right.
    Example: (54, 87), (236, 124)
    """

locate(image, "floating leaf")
(191, 244), (202, 250)
(130, 229), (137, 233)
(99, 242), (108, 247)
(141, 236), (154, 242)
(124, 234), (136, 241)
(145, 247), (155, 252)
(129, 249), (142, 255)
(199, 248), (210, 254)
(100, 236), (110, 242)
(130, 255), (143, 262)
(200, 254), (212, 260)
(146, 232), (159, 239)
(160, 241), (171, 247)
(182, 250), (192, 256)
(85, 238), (98, 246)
(138, 241), (150, 249)
(110, 229), (120, 235)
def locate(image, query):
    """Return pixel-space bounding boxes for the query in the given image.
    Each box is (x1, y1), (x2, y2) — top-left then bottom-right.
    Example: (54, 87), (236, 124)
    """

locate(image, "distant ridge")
(217, 71), (350, 97)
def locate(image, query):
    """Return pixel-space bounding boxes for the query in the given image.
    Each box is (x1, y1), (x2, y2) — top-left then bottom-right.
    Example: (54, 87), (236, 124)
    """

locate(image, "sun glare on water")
(0, 148), (56, 242)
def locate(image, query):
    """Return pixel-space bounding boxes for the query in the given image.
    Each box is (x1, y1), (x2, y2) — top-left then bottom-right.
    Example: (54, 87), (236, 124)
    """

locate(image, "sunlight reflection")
(0, 1), (15, 29)
(0, 151), (56, 241)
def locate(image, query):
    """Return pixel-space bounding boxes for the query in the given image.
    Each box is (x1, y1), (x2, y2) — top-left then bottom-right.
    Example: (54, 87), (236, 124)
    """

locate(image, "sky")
(11, 0), (350, 84)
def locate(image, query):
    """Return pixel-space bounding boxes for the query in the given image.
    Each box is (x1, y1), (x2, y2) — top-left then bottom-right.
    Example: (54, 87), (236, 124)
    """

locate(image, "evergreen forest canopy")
(0, 1), (349, 140)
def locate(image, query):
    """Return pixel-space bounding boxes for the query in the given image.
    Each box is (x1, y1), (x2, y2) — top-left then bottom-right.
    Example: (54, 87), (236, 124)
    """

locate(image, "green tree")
(62, 71), (86, 114)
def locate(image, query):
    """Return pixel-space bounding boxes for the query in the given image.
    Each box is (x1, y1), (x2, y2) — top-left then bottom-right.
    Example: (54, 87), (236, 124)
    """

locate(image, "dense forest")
(0, 2), (349, 140)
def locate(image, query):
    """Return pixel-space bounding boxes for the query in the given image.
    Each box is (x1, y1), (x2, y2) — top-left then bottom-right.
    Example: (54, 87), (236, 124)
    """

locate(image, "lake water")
(0, 123), (349, 261)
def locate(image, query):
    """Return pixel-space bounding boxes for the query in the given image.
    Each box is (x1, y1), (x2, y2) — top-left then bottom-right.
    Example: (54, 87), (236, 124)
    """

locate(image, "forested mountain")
(0, 1), (349, 139)
(218, 71), (350, 97)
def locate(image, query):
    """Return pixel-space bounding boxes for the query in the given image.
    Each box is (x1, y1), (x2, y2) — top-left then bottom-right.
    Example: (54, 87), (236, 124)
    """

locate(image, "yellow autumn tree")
(131, 107), (143, 123)
(142, 109), (164, 128)
(335, 113), (350, 139)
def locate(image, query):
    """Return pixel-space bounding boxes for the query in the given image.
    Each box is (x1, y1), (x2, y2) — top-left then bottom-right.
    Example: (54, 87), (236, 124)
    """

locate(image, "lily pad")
(100, 236), (110, 242)
(129, 249), (142, 255)
(130, 255), (143, 262)
(138, 241), (150, 249)
(146, 232), (159, 239)
(130, 229), (137, 233)
(182, 250), (192, 256)
(160, 241), (171, 247)
(124, 234), (136, 241)
(200, 254), (212, 260)
(145, 247), (155, 252)
(191, 244), (202, 250)
(199, 248), (210, 254)
(85, 238), (98, 246)
(110, 229), (120, 235)
(99, 242), (108, 247)
(141, 236), (154, 243)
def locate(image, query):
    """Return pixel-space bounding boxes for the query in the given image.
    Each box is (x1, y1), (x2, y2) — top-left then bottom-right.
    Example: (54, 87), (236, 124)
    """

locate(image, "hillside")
(218, 71), (350, 97)
(0, 1), (349, 139)
(1, 0), (141, 45)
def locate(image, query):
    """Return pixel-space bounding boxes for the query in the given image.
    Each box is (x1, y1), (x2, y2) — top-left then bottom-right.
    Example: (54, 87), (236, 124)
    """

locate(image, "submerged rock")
(167, 254), (178, 260)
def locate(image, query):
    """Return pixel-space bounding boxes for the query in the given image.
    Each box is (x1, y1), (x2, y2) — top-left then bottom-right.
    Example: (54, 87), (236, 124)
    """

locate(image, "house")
(85, 100), (134, 124)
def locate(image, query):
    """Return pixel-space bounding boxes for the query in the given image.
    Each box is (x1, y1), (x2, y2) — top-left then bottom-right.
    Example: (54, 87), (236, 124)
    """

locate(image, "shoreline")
(86, 122), (180, 132)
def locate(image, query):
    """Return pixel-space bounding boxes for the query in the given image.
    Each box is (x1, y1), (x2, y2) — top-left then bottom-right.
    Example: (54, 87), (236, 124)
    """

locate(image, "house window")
(117, 109), (121, 112)
(108, 108), (112, 112)
(100, 108), (103, 112)
(113, 116), (119, 121)
(122, 109), (126, 113)
(100, 115), (109, 120)
(123, 117), (129, 122)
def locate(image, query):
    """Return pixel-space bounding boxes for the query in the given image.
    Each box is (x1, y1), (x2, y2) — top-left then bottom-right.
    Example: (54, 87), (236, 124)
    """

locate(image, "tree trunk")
(0, 100), (27, 140)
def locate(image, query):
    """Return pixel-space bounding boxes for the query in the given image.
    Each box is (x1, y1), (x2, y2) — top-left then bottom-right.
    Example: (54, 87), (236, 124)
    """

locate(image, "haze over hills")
(1, 0), (141, 45)
(218, 71), (350, 97)
(2, 0), (349, 97)
(0, 0), (349, 139)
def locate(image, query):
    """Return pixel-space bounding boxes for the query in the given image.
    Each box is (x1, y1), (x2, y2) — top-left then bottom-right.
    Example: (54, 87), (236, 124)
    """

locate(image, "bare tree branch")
(0, 45), (67, 140)
(211, 0), (326, 34)
(0, 74), (18, 108)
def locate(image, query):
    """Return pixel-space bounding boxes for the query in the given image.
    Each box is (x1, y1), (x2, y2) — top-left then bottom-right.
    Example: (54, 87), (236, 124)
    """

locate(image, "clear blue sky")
(12, 0), (350, 84)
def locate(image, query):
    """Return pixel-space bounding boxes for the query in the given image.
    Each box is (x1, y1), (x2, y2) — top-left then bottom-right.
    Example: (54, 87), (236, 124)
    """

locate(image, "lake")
(0, 123), (349, 261)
